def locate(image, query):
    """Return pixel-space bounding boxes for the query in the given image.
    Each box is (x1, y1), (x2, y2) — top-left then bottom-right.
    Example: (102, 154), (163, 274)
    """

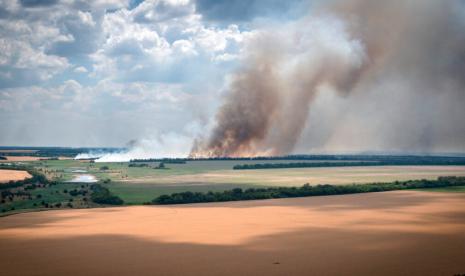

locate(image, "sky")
(0, 0), (299, 147)
(1, 0), (464, 156)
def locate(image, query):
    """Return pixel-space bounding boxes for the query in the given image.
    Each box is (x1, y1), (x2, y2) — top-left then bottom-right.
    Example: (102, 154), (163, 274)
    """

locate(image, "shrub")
(90, 184), (124, 205)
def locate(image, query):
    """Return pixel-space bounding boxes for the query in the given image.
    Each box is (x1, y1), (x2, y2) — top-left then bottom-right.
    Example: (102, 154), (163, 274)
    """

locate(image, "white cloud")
(132, 0), (195, 23)
(0, 0), (252, 146)
(74, 66), (88, 73)
(89, 3), (252, 83)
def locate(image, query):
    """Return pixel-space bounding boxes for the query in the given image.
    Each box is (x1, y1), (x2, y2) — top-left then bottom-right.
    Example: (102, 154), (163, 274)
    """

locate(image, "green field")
(419, 186), (465, 193)
(1, 182), (93, 215)
(29, 159), (465, 204)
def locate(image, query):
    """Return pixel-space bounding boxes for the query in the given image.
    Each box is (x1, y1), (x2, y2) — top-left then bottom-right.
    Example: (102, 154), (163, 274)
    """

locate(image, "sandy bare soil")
(125, 165), (465, 186)
(0, 169), (31, 183)
(0, 156), (72, 162)
(0, 156), (42, 162)
(1, 191), (465, 275)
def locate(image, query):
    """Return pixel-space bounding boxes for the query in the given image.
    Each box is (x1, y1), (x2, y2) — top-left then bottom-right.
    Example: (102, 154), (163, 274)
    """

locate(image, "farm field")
(0, 169), (31, 183)
(108, 165), (465, 204)
(0, 156), (43, 162)
(1, 191), (464, 275)
(0, 182), (93, 215)
(31, 160), (465, 204)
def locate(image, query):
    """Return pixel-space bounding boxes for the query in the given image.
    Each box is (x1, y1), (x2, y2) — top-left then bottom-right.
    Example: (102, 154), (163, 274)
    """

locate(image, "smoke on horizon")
(190, 0), (465, 157)
(75, 134), (192, 162)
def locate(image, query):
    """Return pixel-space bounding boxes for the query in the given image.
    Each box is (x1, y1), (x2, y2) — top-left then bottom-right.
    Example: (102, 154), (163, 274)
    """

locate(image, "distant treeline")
(233, 160), (465, 170)
(150, 176), (465, 205)
(135, 154), (465, 162)
(128, 163), (149, 167)
(130, 158), (186, 164)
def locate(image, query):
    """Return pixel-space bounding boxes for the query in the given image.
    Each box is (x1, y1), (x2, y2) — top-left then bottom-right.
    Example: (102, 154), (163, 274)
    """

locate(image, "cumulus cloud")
(0, 0), (252, 149)
(90, 1), (252, 83)
(74, 66), (88, 73)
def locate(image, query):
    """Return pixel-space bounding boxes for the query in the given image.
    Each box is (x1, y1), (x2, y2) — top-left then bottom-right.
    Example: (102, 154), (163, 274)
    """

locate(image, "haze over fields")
(1, 0), (465, 159)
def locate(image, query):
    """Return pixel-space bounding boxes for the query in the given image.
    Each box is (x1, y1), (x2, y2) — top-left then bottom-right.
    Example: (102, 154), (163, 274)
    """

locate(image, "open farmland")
(0, 156), (43, 162)
(0, 169), (31, 183)
(1, 191), (464, 276)
(32, 159), (465, 204)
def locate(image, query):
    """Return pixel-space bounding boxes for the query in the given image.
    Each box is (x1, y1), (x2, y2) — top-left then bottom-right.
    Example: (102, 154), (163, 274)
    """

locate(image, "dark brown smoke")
(191, 0), (465, 157)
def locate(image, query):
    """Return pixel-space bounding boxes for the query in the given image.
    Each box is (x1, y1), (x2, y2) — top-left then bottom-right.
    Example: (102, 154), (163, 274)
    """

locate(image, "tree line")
(130, 158), (186, 164)
(133, 154), (465, 162)
(149, 176), (465, 205)
(233, 160), (465, 170)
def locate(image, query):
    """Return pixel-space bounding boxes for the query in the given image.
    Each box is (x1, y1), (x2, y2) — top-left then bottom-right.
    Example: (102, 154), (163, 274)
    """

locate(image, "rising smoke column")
(191, 0), (465, 157)
(191, 46), (283, 157)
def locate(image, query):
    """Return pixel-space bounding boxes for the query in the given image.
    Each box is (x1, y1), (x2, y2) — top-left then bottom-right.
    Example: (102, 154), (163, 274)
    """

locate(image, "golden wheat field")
(1, 190), (464, 276)
(0, 169), (31, 183)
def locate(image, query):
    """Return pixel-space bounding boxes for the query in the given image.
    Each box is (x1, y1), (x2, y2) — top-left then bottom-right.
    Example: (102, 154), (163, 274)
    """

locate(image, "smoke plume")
(75, 134), (192, 162)
(191, 0), (465, 157)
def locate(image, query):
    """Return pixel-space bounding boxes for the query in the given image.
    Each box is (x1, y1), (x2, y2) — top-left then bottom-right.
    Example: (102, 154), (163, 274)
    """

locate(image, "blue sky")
(0, 0), (308, 147)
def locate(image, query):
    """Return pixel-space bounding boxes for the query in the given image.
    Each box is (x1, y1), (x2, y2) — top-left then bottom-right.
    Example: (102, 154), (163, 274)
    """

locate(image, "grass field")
(0, 182), (93, 214)
(29, 160), (465, 204)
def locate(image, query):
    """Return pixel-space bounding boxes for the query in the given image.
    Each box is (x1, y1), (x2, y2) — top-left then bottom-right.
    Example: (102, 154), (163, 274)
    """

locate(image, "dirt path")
(1, 191), (465, 275)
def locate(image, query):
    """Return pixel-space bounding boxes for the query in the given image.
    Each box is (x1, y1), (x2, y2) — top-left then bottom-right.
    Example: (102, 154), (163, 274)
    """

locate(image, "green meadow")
(30, 159), (465, 204)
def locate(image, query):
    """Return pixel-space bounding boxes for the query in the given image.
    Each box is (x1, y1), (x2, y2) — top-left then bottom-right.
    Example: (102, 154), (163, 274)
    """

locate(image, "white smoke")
(74, 152), (105, 160)
(75, 133), (192, 162)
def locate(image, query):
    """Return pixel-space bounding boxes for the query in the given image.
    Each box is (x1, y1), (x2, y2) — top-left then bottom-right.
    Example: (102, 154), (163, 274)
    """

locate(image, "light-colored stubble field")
(0, 169), (31, 183)
(1, 190), (464, 275)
